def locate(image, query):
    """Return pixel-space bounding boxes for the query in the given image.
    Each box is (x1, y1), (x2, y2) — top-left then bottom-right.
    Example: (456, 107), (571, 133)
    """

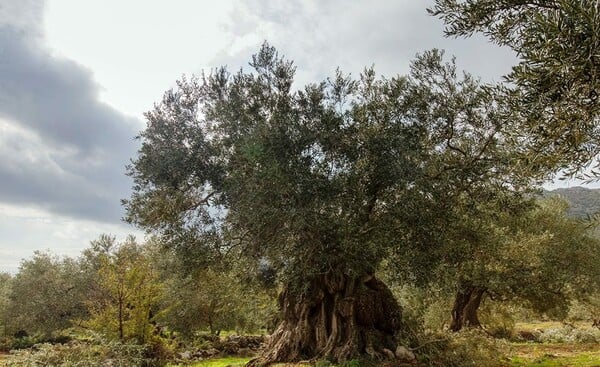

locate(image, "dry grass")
(509, 322), (600, 367)
(511, 342), (600, 359)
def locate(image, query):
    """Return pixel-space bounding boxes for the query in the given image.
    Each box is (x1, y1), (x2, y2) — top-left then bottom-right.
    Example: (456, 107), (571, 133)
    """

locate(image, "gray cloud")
(0, 0), (518, 226)
(0, 0), (140, 223)
(217, 0), (516, 85)
(0, 0), (44, 35)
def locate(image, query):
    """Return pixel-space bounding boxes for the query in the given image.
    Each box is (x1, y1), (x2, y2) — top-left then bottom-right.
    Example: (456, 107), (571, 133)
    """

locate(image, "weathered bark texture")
(449, 285), (486, 332)
(247, 271), (404, 366)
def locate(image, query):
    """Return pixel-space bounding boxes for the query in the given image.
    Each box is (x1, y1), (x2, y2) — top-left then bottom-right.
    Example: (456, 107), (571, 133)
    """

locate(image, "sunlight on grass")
(189, 357), (252, 367)
(509, 348), (600, 367)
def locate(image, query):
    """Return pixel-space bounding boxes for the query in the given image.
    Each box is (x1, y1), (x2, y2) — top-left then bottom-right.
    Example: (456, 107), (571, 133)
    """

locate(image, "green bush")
(0, 336), (14, 352)
(538, 326), (600, 344)
(143, 335), (176, 363)
(414, 329), (510, 367)
(10, 335), (38, 350)
(5, 342), (107, 366)
(340, 359), (363, 367)
(479, 303), (516, 340)
(2, 336), (170, 367)
(0, 329), (75, 352)
(314, 359), (332, 367)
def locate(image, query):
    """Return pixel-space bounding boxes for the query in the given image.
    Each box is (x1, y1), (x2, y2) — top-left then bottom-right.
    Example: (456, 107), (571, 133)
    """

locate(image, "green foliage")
(0, 233), (275, 364)
(508, 198), (600, 313)
(387, 282), (452, 331)
(0, 272), (11, 338)
(162, 267), (276, 337)
(0, 334), (43, 352)
(2, 337), (165, 367)
(6, 252), (88, 337)
(81, 236), (165, 343)
(189, 357), (252, 367)
(410, 329), (510, 367)
(479, 302), (517, 339)
(430, 0), (600, 177)
(126, 43), (528, 294)
(568, 295), (600, 323)
(387, 195), (600, 333)
(458, 197), (599, 319)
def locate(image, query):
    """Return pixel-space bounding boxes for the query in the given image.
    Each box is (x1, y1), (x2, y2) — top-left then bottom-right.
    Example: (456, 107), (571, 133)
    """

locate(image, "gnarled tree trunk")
(247, 271), (404, 366)
(449, 283), (486, 332)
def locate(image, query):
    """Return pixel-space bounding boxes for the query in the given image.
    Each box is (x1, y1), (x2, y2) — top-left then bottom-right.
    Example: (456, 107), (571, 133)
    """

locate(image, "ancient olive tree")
(125, 44), (523, 364)
(430, 0), (600, 177)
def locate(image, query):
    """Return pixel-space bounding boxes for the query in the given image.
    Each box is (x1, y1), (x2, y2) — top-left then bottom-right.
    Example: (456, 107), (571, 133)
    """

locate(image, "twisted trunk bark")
(247, 271), (404, 366)
(449, 284), (486, 332)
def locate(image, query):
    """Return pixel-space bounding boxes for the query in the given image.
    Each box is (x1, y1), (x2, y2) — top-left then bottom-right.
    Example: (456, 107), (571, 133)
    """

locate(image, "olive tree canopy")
(125, 44), (526, 364)
(431, 0), (600, 177)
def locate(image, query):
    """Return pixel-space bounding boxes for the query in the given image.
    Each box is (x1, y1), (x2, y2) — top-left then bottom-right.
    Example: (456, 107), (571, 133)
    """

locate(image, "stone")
(179, 351), (192, 360)
(395, 345), (416, 362)
(382, 348), (396, 360)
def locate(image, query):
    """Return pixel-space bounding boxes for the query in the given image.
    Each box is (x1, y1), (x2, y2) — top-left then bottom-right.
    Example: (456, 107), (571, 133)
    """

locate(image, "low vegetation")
(510, 343), (600, 367)
(188, 357), (253, 367)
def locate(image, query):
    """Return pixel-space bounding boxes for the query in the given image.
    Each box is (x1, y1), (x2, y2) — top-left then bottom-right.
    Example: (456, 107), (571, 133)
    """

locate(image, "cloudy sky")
(0, 0), (585, 273)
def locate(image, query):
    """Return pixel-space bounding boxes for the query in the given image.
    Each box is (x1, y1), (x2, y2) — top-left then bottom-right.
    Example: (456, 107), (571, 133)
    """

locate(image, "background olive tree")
(81, 236), (164, 344)
(6, 252), (88, 338)
(0, 272), (11, 339)
(442, 197), (600, 331)
(163, 266), (276, 337)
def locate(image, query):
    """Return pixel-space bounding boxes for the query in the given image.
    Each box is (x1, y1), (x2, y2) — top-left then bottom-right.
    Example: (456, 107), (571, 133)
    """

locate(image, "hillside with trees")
(545, 187), (600, 218)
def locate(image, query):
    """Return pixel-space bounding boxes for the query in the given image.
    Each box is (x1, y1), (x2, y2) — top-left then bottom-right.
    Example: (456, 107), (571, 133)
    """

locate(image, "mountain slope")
(544, 186), (600, 218)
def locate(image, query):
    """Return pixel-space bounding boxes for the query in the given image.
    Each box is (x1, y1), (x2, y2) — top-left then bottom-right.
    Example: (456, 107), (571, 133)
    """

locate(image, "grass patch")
(510, 353), (600, 366)
(509, 343), (600, 367)
(189, 356), (252, 367)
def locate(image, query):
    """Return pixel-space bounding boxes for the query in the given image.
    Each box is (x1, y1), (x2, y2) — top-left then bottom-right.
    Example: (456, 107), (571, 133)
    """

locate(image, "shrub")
(537, 326), (600, 343)
(0, 336), (14, 352)
(3, 336), (170, 367)
(479, 303), (516, 340)
(10, 335), (38, 350)
(5, 342), (106, 366)
(414, 329), (510, 367)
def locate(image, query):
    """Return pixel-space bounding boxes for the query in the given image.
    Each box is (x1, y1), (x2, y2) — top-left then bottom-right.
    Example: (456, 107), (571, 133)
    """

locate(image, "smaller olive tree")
(6, 252), (88, 338)
(0, 272), (12, 338)
(82, 235), (164, 343)
(163, 267), (276, 337)
(440, 197), (600, 331)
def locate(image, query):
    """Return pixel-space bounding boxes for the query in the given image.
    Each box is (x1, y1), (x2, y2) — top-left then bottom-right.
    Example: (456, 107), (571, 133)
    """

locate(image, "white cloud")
(45, 0), (236, 119)
(0, 203), (143, 273)
(211, 0), (516, 87)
